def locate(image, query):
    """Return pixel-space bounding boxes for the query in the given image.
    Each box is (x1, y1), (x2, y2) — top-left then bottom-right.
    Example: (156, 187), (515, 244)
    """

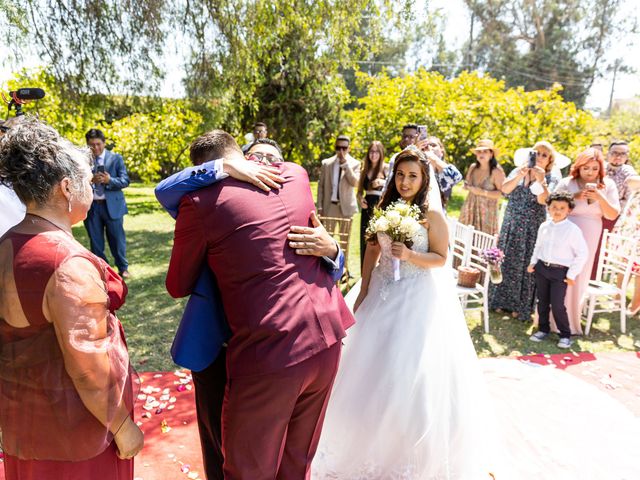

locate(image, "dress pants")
(222, 343), (341, 480)
(192, 348), (227, 480)
(535, 261), (571, 339)
(84, 201), (128, 273)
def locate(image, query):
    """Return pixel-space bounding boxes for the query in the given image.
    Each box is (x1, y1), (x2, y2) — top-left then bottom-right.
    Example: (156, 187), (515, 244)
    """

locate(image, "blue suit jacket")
(156, 159), (345, 372)
(96, 150), (129, 219)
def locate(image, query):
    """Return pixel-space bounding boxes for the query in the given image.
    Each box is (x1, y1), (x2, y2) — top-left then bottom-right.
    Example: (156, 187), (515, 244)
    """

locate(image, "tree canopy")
(463, 0), (632, 107)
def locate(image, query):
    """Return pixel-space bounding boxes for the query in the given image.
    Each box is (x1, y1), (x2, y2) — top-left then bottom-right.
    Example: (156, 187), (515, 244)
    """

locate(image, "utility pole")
(466, 4), (476, 69)
(607, 58), (622, 117)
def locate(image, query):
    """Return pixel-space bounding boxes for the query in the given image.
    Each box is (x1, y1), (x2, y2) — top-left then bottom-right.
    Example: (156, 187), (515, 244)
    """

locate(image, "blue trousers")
(84, 201), (128, 273)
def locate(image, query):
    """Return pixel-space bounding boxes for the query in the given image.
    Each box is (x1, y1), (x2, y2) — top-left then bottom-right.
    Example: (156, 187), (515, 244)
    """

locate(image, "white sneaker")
(557, 338), (572, 349)
(529, 331), (549, 342)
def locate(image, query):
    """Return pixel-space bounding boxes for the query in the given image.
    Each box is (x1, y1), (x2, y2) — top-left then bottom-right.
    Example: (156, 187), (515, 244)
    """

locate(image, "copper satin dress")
(0, 218), (137, 479)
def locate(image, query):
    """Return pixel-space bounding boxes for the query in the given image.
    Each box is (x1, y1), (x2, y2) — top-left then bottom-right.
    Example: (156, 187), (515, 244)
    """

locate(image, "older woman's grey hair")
(0, 118), (92, 207)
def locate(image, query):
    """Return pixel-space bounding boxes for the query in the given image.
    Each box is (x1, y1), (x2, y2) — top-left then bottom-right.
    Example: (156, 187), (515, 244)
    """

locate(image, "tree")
(3, 68), (206, 181)
(3, 0), (167, 96)
(179, 0), (413, 172)
(346, 69), (596, 172)
(3, 1), (414, 173)
(462, 0), (631, 107)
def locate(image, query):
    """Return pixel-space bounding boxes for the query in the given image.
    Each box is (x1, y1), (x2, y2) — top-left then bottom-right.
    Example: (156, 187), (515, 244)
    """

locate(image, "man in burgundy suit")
(166, 130), (354, 480)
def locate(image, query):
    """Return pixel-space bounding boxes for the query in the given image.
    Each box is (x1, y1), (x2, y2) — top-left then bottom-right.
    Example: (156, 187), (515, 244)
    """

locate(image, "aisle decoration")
(482, 247), (505, 284)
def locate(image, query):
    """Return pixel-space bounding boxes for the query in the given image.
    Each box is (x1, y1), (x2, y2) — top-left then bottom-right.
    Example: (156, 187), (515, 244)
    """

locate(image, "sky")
(428, 0), (640, 112)
(3, 1), (639, 113)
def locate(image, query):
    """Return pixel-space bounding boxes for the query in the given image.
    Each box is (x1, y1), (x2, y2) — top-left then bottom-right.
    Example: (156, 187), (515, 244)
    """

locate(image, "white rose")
(399, 217), (421, 237)
(386, 210), (402, 228)
(375, 216), (390, 232)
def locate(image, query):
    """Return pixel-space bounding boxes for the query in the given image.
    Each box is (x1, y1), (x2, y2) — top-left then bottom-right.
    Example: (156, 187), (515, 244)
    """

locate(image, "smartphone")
(527, 150), (537, 168)
(417, 125), (428, 141)
(585, 182), (597, 204)
(96, 165), (105, 173)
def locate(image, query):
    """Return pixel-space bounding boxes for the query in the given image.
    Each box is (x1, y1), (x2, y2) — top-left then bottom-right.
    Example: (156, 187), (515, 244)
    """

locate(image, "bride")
(313, 148), (496, 479)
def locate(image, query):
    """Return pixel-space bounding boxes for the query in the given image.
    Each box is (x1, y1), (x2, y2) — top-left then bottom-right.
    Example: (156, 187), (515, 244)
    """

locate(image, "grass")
(72, 182), (640, 372)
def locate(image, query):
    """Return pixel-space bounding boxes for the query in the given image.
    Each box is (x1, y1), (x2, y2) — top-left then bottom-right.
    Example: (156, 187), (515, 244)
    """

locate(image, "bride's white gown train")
(313, 229), (496, 479)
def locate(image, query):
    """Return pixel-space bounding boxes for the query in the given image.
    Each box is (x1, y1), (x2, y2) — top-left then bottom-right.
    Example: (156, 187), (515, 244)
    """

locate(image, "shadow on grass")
(119, 268), (185, 372)
(127, 201), (164, 216)
(468, 309), (639, 359)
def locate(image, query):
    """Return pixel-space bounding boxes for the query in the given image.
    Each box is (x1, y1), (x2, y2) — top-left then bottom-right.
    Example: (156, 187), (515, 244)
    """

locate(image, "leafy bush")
(101, 103), (204, 182)
(346, 70), (596, 174)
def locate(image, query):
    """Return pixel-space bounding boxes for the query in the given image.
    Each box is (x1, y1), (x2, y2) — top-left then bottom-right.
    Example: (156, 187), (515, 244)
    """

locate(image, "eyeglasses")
(609, 151), (629, 157)
(426, 142), (439, 148)
(335, 145), (349, 151)
(246, 152), (283, 164)
(535, 151), (550, 158)
(401, 133), (418, 140)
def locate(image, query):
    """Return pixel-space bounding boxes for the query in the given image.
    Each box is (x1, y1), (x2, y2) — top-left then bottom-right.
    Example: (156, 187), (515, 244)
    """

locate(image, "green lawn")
(73, 183), (639, 372)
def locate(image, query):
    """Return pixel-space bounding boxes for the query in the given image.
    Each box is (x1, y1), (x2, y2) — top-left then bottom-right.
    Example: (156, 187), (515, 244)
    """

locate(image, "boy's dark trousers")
(535, 261), (572, 339)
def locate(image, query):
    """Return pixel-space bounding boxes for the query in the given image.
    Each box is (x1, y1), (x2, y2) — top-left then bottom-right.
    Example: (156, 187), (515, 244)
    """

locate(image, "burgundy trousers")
(222, 343), (341, 480)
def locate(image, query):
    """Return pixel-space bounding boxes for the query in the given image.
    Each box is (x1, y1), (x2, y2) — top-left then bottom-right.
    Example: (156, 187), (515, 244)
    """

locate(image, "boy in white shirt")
(527, 192), (588, 348)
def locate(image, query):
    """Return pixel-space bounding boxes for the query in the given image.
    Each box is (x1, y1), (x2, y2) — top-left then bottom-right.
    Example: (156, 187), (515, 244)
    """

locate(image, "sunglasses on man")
(246, 151), (284, 164)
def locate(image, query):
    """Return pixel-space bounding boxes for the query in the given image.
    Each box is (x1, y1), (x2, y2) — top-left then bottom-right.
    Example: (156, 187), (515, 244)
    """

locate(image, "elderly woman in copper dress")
(0, 119), (143, 480)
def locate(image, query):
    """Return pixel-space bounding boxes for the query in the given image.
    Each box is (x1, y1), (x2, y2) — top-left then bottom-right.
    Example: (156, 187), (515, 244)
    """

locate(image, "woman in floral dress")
(490, 141), (561, 320)
(613, 176), (640, 314)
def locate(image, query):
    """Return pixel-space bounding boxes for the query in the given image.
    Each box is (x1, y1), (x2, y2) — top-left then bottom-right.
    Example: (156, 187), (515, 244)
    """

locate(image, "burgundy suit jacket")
(166, 162), (354, 378)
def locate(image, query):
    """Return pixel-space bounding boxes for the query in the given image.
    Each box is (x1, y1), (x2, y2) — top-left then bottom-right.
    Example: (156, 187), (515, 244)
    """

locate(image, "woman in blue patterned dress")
(489, 141), (561, 320)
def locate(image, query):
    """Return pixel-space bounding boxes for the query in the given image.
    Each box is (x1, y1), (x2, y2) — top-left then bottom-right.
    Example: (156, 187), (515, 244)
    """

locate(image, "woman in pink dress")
(554, 148), (620, 334)
(0, 119), (143, 479)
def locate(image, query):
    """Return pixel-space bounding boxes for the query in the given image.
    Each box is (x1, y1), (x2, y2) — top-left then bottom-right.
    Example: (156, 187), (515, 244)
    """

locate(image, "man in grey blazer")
(317, 135), (360, 220)
(84, 128), (131, 277)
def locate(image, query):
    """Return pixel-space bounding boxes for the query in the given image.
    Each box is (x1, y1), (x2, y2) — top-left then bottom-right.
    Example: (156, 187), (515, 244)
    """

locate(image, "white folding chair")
(583, 230), (637, 335)
(456, 229), (497, 333)
(450, 221), (474, 272)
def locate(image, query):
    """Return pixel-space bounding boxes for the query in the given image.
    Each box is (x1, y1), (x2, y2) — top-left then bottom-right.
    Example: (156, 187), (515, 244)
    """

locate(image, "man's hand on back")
(223, 157), (285, 191)
(288, 211), (339, 259)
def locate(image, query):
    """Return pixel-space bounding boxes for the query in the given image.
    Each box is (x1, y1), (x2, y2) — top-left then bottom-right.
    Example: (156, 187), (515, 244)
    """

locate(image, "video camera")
(2, 88), (46, 116)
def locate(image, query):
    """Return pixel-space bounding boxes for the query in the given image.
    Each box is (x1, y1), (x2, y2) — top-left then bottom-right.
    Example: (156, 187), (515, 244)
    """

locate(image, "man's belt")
(542, 261), (567, 269)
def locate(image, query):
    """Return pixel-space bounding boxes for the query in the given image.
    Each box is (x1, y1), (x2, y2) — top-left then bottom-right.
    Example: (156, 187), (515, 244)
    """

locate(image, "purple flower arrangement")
(482, 247), (505, 266)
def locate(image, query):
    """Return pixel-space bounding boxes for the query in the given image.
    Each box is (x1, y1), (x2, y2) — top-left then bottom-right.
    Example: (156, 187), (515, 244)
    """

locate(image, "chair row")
(447, 218), (497, 333)
(583, 230), (638, 335)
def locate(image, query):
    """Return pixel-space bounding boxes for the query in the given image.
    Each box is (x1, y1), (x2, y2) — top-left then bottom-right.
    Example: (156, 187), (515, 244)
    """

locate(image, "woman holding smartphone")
(554, 148), (620, 334)
(490, 141), (561, 321)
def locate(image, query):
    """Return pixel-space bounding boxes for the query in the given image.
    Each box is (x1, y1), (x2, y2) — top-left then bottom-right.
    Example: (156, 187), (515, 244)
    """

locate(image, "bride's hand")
(391, 242), (412, 261)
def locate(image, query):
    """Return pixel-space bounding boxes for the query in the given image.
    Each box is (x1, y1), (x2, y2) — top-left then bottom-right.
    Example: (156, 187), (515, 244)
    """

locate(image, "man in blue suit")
(155, 137), (344, 480)
(84, 128), (131, 277)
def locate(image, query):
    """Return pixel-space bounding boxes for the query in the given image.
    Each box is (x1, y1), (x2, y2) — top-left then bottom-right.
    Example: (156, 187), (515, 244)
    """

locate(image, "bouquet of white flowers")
(366, 200), (423, 280)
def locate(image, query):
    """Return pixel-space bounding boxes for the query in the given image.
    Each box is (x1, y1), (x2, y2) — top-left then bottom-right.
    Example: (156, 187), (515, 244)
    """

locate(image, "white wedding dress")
(313, 228), (497, 480)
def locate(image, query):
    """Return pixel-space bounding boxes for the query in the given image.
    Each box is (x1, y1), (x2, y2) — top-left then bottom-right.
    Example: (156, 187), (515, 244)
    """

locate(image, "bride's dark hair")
(378, 149), (430, 216)
(366, 149), (430, 244)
